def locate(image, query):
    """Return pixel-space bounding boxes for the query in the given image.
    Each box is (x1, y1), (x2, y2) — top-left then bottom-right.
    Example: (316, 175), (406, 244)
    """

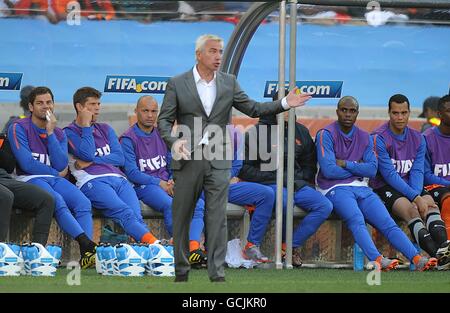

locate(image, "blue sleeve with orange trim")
(46, 132), (68, 171)
(121, 137), (159, 186)
(408, 136), (426, 194)
(345, 138), (377, 178)
(372, 134), (419, 201)
(424, 147), (450, 186)
(65, 127), (96, 161)
(8, 123), (59, 176)
(316, 130), (352, 179)
(92, 126), (124, 166)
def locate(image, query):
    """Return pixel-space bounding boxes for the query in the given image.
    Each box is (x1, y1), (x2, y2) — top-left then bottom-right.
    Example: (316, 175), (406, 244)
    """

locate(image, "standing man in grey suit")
(158, 34), (311, 282)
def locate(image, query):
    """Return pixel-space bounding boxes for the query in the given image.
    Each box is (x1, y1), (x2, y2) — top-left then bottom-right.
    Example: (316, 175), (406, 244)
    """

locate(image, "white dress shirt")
(193, 66), (291, 115)
(193, 66), (216, 116)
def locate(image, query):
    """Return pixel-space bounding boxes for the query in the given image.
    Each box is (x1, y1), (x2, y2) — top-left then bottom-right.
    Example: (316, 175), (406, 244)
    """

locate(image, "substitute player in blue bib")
(120, 95), (206, 266)
(64, 87), (160, 245)
(8, 86), (97, 268)
(370, 94), (449, 269)
(316, 96), (436, 271)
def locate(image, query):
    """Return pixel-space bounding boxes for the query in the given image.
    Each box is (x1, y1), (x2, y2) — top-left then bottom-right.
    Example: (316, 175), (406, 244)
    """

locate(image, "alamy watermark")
(366, 261), (381, 286)
(66, 1), (81, 26)
(66, 261), (81, 286)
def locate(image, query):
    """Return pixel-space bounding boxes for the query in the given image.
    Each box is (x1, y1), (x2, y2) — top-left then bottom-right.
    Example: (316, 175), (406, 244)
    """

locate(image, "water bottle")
(21, 244), (30, 275)
(136, 244), (150, 273)
(95, 243), (105, 274)
(8, 243), (21, 257)
(148, 243), (175, 277)
(130, 244), (142, 264)
(164, 244), (174, 257)
(137, 244), (150, 261)
(27, 244), (40, 276)
(101, 244), (116, 275)
(130, 243), (138, 255)
(115, 244), (128, 272)
(353, 243), (364, 271)
(0, 244), (5, 276)
(8, 243), (23, 274)
(46, 244), (62, 267)
(0, 244), (3, 274)
(409, 242), (421, 271)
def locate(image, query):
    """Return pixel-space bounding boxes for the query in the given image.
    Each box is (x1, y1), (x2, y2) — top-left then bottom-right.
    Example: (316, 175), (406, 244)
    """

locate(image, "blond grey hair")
(195, 34), (223, 59)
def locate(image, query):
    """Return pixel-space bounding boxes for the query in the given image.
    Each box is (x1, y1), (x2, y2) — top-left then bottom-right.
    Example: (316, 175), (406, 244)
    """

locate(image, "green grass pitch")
(1, 268), (449, 293)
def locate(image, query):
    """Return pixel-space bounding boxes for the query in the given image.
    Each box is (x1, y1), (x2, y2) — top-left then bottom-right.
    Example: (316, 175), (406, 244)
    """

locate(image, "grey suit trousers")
(172, 158), (230, 280)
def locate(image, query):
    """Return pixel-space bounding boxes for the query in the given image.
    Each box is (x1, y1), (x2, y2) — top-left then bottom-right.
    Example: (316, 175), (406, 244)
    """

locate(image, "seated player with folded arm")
(64, 87), (160, 246)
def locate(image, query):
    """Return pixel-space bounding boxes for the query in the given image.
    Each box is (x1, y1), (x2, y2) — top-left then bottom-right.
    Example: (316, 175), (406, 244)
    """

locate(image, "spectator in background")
(10, 0), (57, 23)
(51, 0), (80, 22)
(2, 85), (34, 133)
(80, 0), (114, 21)
(8, 0), (39, 15)
(410, 8), (450, 23)
(1, 0), (14, 17)
(178, 1), (196, 21)
(112, 0), (153, 23)
(419, 96), (441, 132)
(299, 5), (352, 25)
(365, 6), (409, 27)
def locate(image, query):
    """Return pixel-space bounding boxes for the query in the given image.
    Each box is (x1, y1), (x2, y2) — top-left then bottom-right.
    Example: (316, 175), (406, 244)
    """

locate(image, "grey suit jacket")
(158, 68), (286, 170)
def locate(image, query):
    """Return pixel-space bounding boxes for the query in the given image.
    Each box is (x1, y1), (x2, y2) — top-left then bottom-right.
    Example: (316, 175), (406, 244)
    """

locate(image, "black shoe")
(174, 274), (188, 282)
(189, 249), (207, 264)
(189, 249), (207, 269)
(210, 277), (225, 283)
(436, 241), (450, 271)
(79, 248), (96, 269)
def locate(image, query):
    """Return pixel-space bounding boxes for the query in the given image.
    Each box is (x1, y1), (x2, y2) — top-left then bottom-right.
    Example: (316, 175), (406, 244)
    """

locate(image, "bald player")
(120, 96), (207, 266)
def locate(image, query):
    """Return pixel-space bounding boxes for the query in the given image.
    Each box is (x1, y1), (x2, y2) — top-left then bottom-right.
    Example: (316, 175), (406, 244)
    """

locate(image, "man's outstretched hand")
(285, 87), (312, 108)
